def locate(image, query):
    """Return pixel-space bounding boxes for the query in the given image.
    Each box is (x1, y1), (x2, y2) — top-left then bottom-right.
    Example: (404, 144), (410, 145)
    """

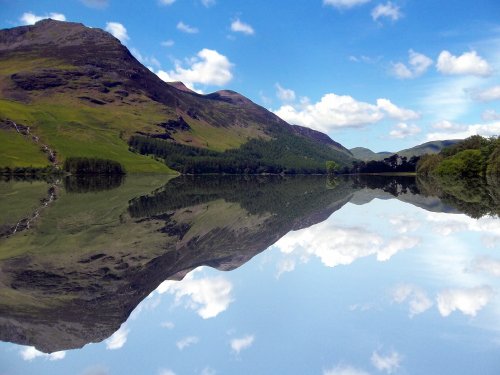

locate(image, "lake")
(0, 174), (499, 375)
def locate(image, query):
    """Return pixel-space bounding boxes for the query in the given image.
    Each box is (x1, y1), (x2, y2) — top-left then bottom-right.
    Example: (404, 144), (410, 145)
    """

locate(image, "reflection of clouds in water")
(274, 220), (420, 273)
(388, 215), (421, 234)
(156, 268), (233, 319)
(105, 324), (130, 350)
(470, 256), (500, 277)
(371, 350), (402, 374)
(176, 336), (199, 350)
(437, 286), (494, 317)
(426, 213), (500, 240)
(20, 346), (66, 361)
(323, 364), (370, 375)
(392, 284), (433, 317)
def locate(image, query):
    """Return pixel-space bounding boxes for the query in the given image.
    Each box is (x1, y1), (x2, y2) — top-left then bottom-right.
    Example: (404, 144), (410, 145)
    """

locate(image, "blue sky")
(1, 198), (500, 375)
(1, 0), (500, 151)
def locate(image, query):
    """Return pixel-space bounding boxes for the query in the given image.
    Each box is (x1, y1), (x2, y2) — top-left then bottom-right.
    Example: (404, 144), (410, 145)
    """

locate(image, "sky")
(1, 0), (500, 151)
(1, 197), (500, 374)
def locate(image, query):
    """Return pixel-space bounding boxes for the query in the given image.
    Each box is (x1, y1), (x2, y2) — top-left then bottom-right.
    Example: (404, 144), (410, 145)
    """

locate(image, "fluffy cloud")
(472, 85), (500, 101)
(177, 21), (199, 34)
(371, 350), (402, 373)
(436, 50), (492, 77)
(275, 83), (296, 102)
(20, 12), (66, 25)
(274, 94), (418, 132)
(80, 0), (108, 8)
(176, 336), (200, 350)
(392, 50), (433, 79)
(156, 270), (233, 319)
(156, 49), (233, 90)
(392, 284), (433, 317)
(437, 286), (494, 317)
(371, 2), (402, 22)
(389, 123), (421, 139)
(274, 221), (420, 268)
(426, 121), (500, 141)
(231, 19), (255, 35)
(20, 346), (66, 361)
(230, 335), (255, 354)
(323, 365), (370, 375)
(323, 0), (371, 9)
(105, 325), (130, 350)
(105, 22), (129, 43)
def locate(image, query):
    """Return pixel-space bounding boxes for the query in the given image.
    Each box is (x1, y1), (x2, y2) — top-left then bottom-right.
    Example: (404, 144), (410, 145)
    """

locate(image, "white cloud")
(20, 12), (66, 25)
(371, 2), (402, 22)
(159, 369), (176, 375)
(105, 22), (129, 43)
(437, 50), (492, 77)
(201, 0), (216, 7)
(274, 221), (419, 268)
(274, 93), (418, 132)
(156, 49), (233, 90)
(20, 346), (66, 361)
(80, 0), (108, 8)
(323, 365), (370, 375)
(161, 40), (175, 47)
(176, 336), (200, 350)
(437, 286), (494, 317)
(156, 269), (233, 319)
(105, 325), (130, 350)
(370, 350), (402, 374)
(482, 109), (500, 122)
(276, 83), (296, 102)
(431, 120), (465, 131)
(470, 257), (500, 277)
(389, 123), (421, 139)
(276, 258), (296, 278)
(388, 215), (421, 234)
(231, 19), (255, 35)
(159, 0), (176, 5)
(177, 21), (199, 34)
(323, 0), (371, 9)
(392, 284), (433, 317)
(230, 335), (255, 354)
(472, 85), (500, 101)
(426, 120), (500, 141)
(392, 49), (433, 79)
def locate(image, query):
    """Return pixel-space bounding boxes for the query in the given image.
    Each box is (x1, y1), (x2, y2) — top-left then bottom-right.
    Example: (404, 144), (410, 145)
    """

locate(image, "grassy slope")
(0, 129), (48, 167)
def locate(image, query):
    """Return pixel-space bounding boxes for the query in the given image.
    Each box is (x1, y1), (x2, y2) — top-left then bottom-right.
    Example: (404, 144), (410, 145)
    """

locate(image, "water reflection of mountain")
(0, 175), (497, 353)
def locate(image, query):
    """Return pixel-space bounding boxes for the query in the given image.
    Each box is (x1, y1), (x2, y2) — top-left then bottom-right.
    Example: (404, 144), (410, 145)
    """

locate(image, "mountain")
(0, 174), (493, 353)
(0, 19), (354, 173)
(350, 140), (460, 161)
(349, 147), (392, 161)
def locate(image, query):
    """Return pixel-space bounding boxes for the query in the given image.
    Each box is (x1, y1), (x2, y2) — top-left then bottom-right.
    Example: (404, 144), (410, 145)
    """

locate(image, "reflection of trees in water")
(349, 175), (420, 196)
(128, 175), (355, 219)
(417, 175), (500, 218)
(63, 175), (125, 193)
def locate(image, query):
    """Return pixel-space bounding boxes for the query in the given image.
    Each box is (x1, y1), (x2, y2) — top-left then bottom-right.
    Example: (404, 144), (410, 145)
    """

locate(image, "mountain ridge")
(0, 19), (354, 173)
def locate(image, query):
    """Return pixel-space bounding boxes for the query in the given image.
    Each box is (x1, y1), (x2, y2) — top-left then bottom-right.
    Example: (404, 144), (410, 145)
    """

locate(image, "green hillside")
(0, 20), (353, 174)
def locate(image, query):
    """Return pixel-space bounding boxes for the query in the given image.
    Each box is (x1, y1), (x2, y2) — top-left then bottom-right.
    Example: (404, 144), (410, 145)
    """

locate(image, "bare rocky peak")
(0, 19), (119, 51)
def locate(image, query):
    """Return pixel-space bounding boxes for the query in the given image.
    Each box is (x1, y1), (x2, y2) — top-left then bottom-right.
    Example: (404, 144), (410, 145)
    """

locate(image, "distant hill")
(350, 140), (461, 161)
(0, 19), (354, 173)
(350, 147), (392, 161)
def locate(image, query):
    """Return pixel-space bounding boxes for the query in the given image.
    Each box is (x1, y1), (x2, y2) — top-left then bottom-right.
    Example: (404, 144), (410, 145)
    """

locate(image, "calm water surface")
(0, 175), (499, 375)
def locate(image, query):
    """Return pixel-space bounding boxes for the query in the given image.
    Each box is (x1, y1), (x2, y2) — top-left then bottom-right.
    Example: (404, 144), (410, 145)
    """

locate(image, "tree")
(326, 160), (339, 175)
